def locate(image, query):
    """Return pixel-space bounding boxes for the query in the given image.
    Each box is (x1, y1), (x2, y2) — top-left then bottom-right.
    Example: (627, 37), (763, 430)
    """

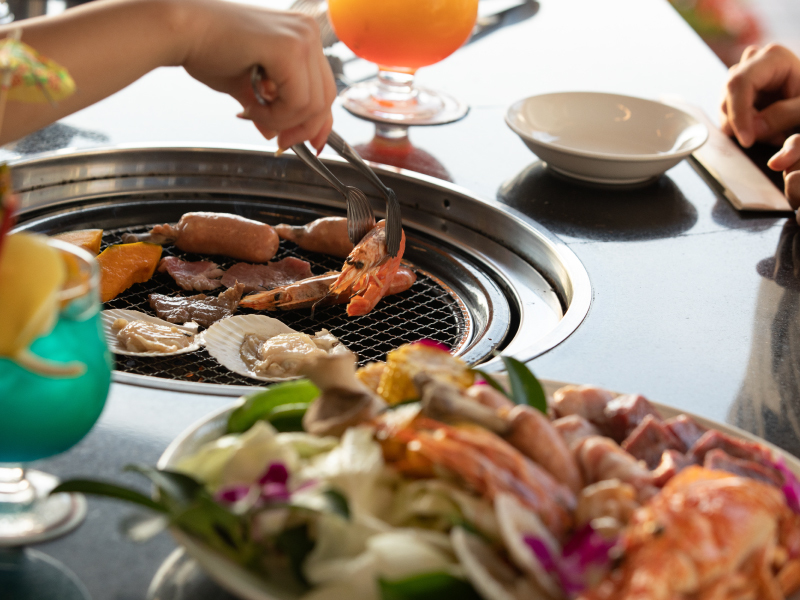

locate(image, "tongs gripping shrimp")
(328, 220), (406, 317)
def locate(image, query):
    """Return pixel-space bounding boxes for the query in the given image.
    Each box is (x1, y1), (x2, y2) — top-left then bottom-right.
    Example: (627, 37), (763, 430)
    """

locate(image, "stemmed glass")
(0, 237), (112, 545)
(327, 0), (479, 125)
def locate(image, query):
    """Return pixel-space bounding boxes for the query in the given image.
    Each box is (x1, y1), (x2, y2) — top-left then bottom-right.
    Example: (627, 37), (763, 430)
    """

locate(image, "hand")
(180, 0), (337, 151)
(768, 135), (800, 213)
(720, 44), (800, 148)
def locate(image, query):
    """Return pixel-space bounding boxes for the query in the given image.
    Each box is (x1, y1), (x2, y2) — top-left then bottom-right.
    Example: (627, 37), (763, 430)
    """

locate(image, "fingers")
(769, 135), (800, 210)
(724, 44), (800, 147)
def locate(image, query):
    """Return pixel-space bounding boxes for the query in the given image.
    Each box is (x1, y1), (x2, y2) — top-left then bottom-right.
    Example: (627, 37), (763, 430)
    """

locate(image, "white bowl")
(506, 92), (709, 185)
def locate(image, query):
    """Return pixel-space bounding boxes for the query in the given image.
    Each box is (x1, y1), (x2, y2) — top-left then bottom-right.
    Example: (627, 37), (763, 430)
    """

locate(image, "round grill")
(103, 223), (469, 387)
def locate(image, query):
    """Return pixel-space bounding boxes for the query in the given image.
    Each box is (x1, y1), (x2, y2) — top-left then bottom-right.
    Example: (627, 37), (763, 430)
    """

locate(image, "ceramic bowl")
(505, 92), (709, 185)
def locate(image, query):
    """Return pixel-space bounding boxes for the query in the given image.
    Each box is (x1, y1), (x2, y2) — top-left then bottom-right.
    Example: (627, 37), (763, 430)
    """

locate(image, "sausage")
(274, 216), (354, 258)
(505, 404), (585, 494)
(129, 212), (279, 263)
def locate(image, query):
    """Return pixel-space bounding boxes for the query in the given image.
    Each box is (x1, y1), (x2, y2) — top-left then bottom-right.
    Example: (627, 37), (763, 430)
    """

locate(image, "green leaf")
(267, 403), (311, 433)
(501, 355), (547, 414)
(124, 465), (204, 511)
(276, 524), (315, 587)
(320, 488), (350, 520)
(380, 572), (483, 600)
(227, 380), (320, 434)
(51, 479), (167, 513)
(471, 368), (510, 398)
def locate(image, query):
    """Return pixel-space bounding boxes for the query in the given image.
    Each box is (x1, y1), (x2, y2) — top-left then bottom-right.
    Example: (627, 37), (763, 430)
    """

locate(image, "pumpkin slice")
(52, 229), (103, 255)
(97, 242), (162, 302)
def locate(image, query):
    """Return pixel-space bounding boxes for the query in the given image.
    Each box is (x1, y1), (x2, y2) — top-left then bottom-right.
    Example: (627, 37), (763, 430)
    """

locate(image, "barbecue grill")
(11, 144), (591, 395)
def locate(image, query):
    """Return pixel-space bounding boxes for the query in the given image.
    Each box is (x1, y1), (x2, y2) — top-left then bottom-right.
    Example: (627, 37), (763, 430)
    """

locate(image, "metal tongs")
(250, 65), (401, 256)
(326, 130), (403, 258)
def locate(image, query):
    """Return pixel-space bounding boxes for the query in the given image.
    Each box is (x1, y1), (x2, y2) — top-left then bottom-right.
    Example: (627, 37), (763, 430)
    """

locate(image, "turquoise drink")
(0, 311), (111, 462)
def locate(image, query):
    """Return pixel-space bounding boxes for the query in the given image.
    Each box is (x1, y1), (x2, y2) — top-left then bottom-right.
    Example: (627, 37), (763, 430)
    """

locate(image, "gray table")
(5, 0), (798, 598)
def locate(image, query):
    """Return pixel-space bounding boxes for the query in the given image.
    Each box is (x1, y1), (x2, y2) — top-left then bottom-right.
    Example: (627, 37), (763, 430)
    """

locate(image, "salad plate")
(506, 92), (709, 185)
(157, 379), (800, 600)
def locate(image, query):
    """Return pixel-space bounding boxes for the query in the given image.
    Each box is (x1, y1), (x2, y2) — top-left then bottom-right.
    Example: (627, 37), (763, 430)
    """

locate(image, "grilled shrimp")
(240, 266), (416, 311)
(329, 220), (406, 317)
(579, 466), (792, 600)
(379, 416), (575, 540)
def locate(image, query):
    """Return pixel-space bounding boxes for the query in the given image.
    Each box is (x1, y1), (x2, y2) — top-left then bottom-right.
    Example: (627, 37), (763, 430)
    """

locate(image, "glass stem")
(0, 466), (36, 509)
(374, 68), (419, 108)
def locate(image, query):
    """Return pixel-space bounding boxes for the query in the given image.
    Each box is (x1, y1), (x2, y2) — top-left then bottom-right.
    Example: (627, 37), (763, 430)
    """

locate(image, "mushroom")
(300, 352), (386, 437)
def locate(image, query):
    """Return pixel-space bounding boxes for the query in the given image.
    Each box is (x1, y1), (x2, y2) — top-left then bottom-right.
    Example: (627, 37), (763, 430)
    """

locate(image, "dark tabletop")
(4, 0), (800, 598)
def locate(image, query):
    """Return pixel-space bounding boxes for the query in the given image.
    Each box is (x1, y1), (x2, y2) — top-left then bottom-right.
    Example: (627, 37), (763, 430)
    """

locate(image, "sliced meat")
(274, 216), (354, 258)
(158, 257), (223, 291)
(622, 414), (686, 469)
(552, 384), (614, 424)
(149, 284), (245, 328)
(651, 449), (696, 487)
(704, 448), (784, 487)
(664, 414), (708, 450)
(577, 435), (657, 501)
(688, 429), (774, 466)
(603, 394), (662, 442)
(220, 257), (313, 293)
(552, 415), (601, 452)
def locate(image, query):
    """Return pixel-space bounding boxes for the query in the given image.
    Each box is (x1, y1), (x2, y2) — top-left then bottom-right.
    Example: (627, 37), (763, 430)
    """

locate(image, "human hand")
(767, 135), (800, 215)
(179, 0), (337, 151)
(720, 44), (800, 148)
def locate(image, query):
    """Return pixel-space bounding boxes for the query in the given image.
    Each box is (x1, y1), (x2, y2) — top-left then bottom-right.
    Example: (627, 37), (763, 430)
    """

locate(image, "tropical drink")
(327, 0), (479, 125)
(0, 234), (111, 544)
(0, 311), (110, 462)
(328, 0), (479, 72)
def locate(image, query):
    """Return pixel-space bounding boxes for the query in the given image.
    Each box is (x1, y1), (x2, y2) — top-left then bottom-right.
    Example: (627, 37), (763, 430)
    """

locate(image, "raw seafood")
(97, 242), (162, 302)
(219, 257), (312, 293)
(124, 212), (279, 263)
(579, 467), (797, 600)
(112, 318), (195, 353)
(239, 265), (416, 311)
(148, 284), (245, 328)
(274, 216), (354, 258)
(329, 220), (406, 316)
(158, 256), (223, 291)
(239, 329), (346, 379)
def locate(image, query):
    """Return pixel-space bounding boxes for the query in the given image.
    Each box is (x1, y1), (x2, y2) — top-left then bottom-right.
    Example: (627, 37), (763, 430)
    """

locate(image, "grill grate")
(103, 224), (468, 386)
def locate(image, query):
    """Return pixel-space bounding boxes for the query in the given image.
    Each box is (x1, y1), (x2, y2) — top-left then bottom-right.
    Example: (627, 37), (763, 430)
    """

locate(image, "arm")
(0, 0), (337, 149)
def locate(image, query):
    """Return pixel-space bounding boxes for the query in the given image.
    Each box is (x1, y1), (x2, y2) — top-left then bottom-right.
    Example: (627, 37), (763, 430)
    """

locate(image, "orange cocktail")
(328, 0), (479, 72)
(328, 0), (478, 125)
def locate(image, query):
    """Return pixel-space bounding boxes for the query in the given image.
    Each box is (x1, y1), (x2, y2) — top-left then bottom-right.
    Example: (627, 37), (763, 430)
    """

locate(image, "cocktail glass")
(328, 0), (479, 125)
(0, 237), (112, 545)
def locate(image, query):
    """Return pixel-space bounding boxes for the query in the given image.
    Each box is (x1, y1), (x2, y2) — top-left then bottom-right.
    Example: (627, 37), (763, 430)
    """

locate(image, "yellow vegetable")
(52, 229), (103, 255)
(97, 242), (162, 302)
(376, 342), (473, 405)
(0, 232), (85, 376)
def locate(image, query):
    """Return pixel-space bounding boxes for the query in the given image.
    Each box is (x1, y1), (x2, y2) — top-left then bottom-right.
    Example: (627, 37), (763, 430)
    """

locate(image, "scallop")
(200, 314), (349, 382)
(495, 493), (564, 599)
(450, 527), (549, 600)
(101, 309), (201, 357)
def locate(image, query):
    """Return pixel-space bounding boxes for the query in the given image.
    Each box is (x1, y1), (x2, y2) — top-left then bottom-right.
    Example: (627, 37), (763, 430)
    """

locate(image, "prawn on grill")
(328, 220), (406, 317)
(239, 266), (416, 311)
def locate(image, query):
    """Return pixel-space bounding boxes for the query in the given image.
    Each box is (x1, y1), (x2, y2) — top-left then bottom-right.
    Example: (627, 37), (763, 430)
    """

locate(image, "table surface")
(5, 0), (800, 598)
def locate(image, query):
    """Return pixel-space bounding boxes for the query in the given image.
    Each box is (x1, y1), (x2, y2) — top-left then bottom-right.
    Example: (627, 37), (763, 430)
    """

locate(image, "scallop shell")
(101, 309), (202, 357)
(200, 314), (348, 382)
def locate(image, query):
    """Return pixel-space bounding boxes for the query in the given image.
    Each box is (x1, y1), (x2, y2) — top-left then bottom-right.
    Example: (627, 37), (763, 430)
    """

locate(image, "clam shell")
(101, 309), (202, 357)
(200, 314), (347, 382)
